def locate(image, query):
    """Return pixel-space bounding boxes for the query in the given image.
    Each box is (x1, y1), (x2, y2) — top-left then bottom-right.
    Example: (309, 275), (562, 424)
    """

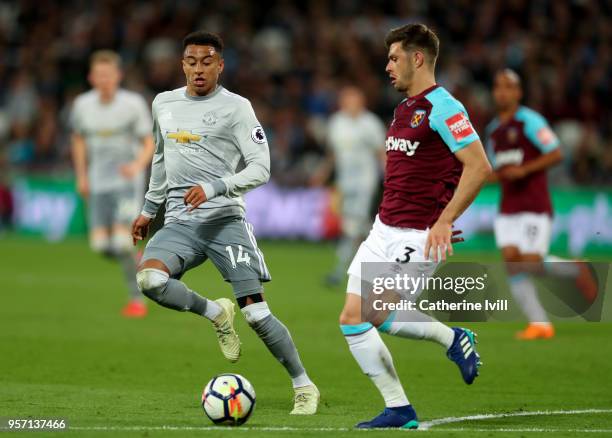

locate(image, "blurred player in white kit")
(71, 50), (154, 318)
(312, 86), (386, 286)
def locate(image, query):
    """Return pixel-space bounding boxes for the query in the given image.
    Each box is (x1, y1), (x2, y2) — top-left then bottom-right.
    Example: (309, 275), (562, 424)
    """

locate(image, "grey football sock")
(147, 278), (209, 316)
(333, 235), (359, 277)
(249, 315), (305, 379)
(116, 252), (141, 300)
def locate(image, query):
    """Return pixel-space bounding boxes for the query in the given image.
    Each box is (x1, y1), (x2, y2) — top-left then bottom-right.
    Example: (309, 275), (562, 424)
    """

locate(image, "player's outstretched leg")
(502, 249), (554, 340)
(543, 255), (598, 303)
(376, 308), (482, 384)
(239, 295), (319, 415)
(90, 228), (147, 318)
(136, 260), (241, 362)
(340, 292), (418, 429)
(508, 273), (555, 340)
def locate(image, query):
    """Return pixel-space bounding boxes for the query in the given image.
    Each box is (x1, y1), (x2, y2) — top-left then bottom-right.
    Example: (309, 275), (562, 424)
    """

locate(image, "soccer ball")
(201, 373), (256, 426)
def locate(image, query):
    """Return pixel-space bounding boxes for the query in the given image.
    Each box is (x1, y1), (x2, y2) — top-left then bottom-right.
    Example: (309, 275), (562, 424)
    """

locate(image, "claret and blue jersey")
(486, 106), (560, 215)
(379, 85), (480, 230)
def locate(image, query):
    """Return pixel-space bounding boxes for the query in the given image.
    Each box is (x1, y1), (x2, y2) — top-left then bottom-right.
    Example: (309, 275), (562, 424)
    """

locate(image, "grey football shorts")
(141, 218), (272, 298)
(88, 188), (140, 229)
(341, 189), (376, 238)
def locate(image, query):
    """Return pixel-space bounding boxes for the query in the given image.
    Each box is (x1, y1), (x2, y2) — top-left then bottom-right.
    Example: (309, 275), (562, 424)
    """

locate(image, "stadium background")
(1, 1), (612, 435)
(0, 0), (610, 255)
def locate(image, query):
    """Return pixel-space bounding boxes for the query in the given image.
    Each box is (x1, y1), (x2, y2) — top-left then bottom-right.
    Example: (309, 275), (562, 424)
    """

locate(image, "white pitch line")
(433, 428), (612, 434)
(67, 408), (612, 433)
(68, 426), (612, 433)
(419, 408), (612, 430)
(70, 426), (350, 432)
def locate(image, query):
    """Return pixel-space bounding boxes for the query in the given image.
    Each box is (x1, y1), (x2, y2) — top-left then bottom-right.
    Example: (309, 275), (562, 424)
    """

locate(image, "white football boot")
(212, 298), (241, 362)
(290, 384), (320, 415)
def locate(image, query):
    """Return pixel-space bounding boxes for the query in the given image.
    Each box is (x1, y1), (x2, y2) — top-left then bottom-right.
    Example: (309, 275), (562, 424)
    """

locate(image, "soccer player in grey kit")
(131, 31), (319, 415)
(72, 50), (154, 318)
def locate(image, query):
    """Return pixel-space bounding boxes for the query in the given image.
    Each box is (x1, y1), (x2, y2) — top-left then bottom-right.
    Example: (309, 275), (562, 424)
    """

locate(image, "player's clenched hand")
(184, 186), (207, 212)
(425, 220), (453, 262)
(131, 214), (152, 245)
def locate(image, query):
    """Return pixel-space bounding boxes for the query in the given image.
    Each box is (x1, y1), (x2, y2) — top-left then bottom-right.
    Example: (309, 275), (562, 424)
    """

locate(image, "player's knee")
(136, 268), (169, 302)
(240, 301), (271, 327)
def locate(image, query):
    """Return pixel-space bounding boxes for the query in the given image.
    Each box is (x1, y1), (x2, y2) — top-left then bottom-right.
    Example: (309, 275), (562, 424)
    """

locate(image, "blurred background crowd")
(0, 0), (610, 190)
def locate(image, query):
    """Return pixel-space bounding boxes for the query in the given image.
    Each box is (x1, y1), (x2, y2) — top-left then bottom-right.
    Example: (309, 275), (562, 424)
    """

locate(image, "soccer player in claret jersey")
(131, 31), (319, 414)
(338, 24), (492, 429)
(487, 69), (598, 340)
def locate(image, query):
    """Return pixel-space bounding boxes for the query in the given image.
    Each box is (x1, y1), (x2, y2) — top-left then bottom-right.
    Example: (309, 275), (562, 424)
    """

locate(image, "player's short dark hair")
(385, 23), (439, 66)
(182, 31), (224, 54)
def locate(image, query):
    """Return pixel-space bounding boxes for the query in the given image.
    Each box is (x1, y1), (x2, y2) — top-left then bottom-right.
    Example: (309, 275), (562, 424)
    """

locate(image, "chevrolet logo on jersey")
(95, 129), (117, 137)
(385, 136), (421, 156)
(167, 130), (201, 143)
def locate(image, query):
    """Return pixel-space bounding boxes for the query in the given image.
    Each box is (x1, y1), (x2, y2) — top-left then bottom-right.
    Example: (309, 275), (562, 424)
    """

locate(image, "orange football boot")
(516, 323), (555, 340)
(122, 300), (147, 318)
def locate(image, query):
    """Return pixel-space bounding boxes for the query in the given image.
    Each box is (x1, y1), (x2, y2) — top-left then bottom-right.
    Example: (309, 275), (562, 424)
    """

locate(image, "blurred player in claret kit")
(311, 86), (386, 286)
(130, 31), (319, 414)
(71, 50), (154, 318)
(487, 69), (598, 340)
(338, 24), (492, 429)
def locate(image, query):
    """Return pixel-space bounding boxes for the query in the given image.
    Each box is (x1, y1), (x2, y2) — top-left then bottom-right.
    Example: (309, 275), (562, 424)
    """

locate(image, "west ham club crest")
(410, 109), (427, 128)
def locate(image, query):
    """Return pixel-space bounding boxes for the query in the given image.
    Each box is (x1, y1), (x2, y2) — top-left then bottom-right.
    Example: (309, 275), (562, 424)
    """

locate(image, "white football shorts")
(494, 212), (552, 256)
(347, 215), (437, 297)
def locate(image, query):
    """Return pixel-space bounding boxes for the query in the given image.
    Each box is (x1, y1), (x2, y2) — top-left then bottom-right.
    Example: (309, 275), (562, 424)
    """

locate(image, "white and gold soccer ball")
(201, 373), (256, 426)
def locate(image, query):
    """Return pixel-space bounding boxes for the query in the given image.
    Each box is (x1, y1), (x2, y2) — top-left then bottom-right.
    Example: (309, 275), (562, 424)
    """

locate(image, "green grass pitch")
(1, 236), (611, 436)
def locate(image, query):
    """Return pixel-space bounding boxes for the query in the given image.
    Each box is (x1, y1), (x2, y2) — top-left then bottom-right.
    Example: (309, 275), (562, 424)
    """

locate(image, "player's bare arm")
(425, 140), (492, 261)
(71, 133), (89, 198)
(498, 148), (562, 181)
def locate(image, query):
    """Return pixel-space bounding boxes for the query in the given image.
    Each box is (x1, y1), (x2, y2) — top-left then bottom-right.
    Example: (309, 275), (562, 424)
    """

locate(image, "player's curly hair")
(183, 30), (224, 54)
(385, 23), (439, 67)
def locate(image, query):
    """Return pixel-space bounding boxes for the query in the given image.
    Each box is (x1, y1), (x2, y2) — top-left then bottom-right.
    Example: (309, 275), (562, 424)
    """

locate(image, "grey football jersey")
(71, 89), (152, 194)
(327, 110), (385, 191)
(141, 85), (270, 224)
